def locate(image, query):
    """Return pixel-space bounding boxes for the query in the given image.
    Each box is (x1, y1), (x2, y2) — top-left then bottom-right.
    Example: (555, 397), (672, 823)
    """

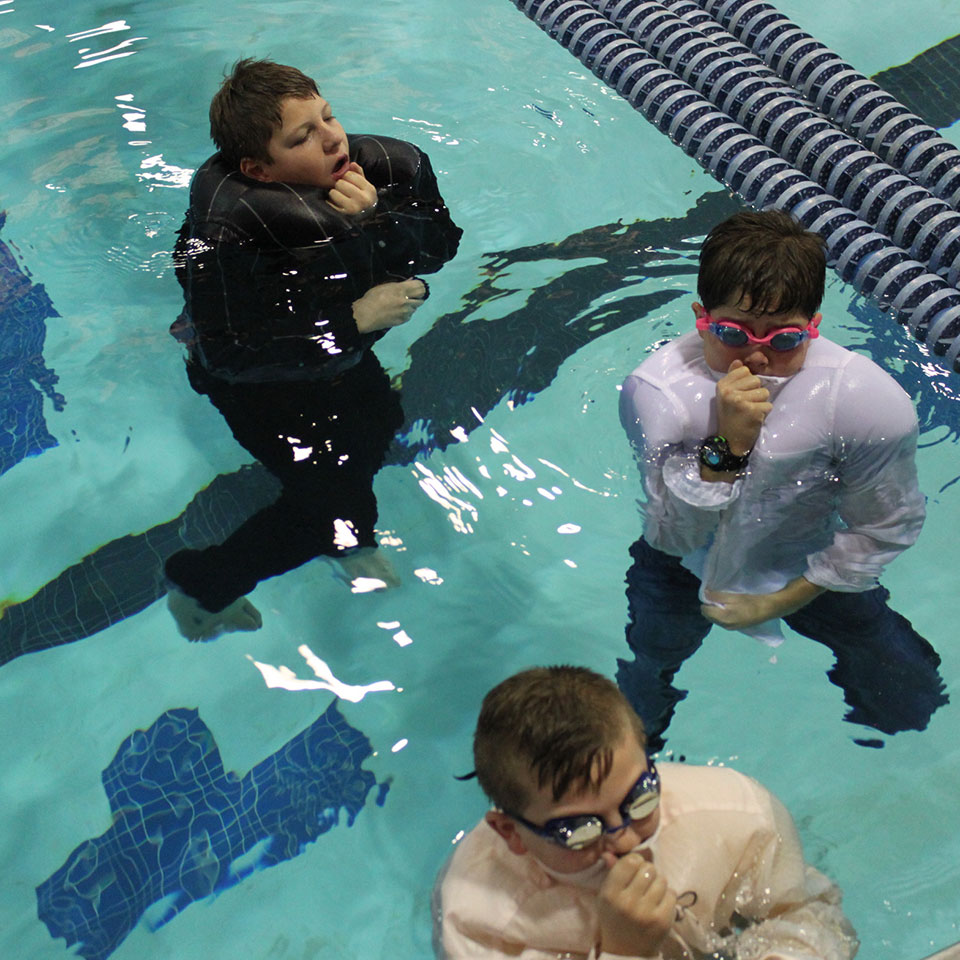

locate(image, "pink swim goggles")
(696, 313), (821, 352)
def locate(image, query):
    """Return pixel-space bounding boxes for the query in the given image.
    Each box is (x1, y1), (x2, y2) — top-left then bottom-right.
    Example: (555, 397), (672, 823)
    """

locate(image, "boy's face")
(695, 294), (816, 377)
(240, 94), (349, 189)
(486, 725), (659, 877)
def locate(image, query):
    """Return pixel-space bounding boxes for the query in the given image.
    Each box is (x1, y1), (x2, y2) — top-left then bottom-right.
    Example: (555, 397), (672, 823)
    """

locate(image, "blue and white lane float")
(658, 0), (818, 107)
(508, 0), (960, 372)
(589, 0), (960, 287)
(695, 0), (960, 208)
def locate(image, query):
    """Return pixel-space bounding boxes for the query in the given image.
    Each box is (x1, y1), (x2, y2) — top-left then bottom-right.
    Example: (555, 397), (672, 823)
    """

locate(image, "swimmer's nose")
(743, 348), (769, 373)
(321, 125), (341, 152)
(603, 821), (639, 856)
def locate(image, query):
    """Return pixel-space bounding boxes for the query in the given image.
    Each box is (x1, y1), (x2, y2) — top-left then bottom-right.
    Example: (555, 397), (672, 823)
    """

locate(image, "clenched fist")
(597, 854), (676, 957)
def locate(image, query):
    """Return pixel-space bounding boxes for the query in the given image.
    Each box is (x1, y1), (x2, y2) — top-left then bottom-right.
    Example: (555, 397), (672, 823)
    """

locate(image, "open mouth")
(332, 154), (349, 177)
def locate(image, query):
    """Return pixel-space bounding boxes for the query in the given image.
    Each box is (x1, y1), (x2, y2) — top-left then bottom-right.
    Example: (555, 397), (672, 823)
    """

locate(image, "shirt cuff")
(804, 554), (878, 593)
(589, 950), (659, 960)
(663, 453), (742, 509)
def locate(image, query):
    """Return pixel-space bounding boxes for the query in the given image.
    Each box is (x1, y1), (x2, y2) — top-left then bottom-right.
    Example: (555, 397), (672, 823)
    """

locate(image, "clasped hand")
(702, 576), (824, 630)
(597, 854), (676, 957)
(326, 161), (377, 215)
(701, 590), (781, 629)
(715, 359), (772, 455)
(352, 278), (426, 334)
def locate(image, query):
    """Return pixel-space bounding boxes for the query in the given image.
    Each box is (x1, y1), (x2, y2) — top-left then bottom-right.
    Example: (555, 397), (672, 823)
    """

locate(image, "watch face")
(702, 444), (724, 468)
(699, 436), (743, 472)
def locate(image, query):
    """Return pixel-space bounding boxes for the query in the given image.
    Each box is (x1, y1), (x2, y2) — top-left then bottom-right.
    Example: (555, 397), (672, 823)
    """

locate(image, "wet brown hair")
(209, 58), (319, 168)
(697, 208), (827, 317)
(474, 666), (646, 813)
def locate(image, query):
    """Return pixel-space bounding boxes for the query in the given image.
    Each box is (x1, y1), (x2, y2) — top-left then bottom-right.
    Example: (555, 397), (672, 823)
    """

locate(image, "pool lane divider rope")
(601, 0), (960, 284)
(693, 0), (960, 208)
(508, 0), (960, 372)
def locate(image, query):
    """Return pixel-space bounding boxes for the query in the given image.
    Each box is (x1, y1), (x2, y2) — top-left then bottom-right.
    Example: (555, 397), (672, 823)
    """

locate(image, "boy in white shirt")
(618, 210), (946, 748)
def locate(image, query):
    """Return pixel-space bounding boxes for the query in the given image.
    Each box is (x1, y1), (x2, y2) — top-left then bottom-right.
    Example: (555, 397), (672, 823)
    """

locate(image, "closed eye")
(291, 125), (314, 146)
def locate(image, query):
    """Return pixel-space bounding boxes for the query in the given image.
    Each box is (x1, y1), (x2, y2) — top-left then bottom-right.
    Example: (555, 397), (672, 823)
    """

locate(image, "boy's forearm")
(775, 575), (825, 617)
(702, 576), (825, 629)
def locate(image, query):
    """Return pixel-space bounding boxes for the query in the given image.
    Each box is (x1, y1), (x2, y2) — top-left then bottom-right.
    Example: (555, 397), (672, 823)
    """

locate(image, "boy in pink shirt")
(436, 666), (857, 959)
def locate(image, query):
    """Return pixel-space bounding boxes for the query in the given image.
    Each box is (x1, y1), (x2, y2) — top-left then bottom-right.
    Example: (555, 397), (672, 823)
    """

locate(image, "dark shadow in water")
(36, 700), (387, 960)
(873, 34), (960, 129)
(5, 38), (960, 663)
(0, 191), (736, 665)
(0, 465), (280, 664)
(0, 211), (64, 477)
(389, 189), (737, 463)
(841, 298), (960, 452)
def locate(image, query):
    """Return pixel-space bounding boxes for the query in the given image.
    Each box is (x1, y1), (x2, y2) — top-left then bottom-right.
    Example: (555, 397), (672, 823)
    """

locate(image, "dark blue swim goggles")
(505, 763), (660, 850)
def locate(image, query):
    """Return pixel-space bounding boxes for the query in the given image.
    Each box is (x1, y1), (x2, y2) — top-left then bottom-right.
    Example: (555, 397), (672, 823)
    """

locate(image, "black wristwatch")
(698, 435), (751, 473)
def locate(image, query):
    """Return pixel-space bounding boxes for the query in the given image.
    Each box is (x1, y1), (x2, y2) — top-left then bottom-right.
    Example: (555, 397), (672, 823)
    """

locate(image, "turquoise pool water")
(1, 0), (958, 957)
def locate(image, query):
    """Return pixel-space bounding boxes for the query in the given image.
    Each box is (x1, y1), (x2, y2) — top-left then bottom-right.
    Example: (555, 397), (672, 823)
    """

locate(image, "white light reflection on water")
(350, 577), (388, 594)
(414, 568), (444, 585)
(414, 462), (479, 534)
(376, 621), (414, 646)
(390, 114), (460, 148)
(378, 530), (406, 550)
(246, 644), (396, 701)
(66, 21), (146, 69)
(115, 93), (145, 134)
(411, 424), (609, 551)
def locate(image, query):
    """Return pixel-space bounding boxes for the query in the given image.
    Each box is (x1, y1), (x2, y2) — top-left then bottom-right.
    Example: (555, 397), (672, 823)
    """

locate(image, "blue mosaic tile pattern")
(36, 701), (388, 960)
(0, 211), (64, 477)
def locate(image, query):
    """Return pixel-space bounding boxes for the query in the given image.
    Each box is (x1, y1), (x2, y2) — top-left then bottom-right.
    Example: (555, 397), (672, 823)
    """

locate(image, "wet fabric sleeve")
(440, 926), (585, 959)
(620, 373), (741, 558)
(724, 786), (859, 960)
(173, 229), (372, 382)
(804, 362), (925, 592)
(436, 825), (598, 960)
(358, 142), (463, 277)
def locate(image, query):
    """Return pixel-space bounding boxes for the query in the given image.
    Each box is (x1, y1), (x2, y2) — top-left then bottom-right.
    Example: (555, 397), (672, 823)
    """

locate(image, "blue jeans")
(617, 537), (948, 748)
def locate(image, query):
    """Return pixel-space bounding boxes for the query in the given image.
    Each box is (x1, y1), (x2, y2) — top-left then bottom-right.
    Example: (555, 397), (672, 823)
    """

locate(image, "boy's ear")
(692, 302), (706, 320)
(240, 157), (274, 182)
(484, 810), (528, 857)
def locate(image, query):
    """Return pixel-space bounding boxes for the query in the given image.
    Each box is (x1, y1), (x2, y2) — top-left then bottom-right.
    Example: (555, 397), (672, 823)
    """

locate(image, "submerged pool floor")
(1, 2), (959, 959)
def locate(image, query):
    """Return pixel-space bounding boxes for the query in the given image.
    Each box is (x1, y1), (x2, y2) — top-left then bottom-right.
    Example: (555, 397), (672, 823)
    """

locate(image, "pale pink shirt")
(436, 763), (857, 960)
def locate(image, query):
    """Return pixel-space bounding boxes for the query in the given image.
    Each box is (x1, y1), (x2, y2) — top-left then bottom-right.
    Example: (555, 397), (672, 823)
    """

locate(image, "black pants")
(165, 352), (403, 612)
(617, 537), (948, 748)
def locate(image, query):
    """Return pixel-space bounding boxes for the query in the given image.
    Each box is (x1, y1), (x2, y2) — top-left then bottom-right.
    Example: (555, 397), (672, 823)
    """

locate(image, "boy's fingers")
(734, 389), (770, 404)
(726, 366), (760, 386)
(605, 853), (651, 894)
(332, 175), (363, 197)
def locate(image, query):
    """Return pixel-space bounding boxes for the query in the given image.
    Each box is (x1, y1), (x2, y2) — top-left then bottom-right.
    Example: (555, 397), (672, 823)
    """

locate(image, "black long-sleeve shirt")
(172, 133), (462, 383)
